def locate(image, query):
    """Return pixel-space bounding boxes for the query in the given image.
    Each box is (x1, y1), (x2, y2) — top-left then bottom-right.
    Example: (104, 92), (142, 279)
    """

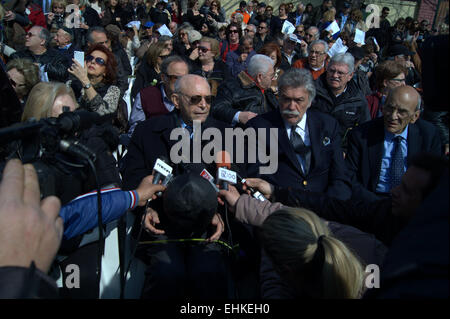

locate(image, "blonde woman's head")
(261, 207), (365, 298)
(22, 82), (78, 121)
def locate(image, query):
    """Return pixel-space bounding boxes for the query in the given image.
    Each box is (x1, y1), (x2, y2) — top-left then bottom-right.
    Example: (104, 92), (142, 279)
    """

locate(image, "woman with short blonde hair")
(22, 82), (78, 121)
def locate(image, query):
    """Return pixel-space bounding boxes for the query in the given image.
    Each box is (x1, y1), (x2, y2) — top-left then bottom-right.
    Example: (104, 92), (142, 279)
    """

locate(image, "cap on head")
(389, 44), (415, 57)
(163, 173), (218, 237)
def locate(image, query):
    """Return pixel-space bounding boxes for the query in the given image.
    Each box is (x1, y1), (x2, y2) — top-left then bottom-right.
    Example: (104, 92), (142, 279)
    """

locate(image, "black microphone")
(57, 110), (102, 134)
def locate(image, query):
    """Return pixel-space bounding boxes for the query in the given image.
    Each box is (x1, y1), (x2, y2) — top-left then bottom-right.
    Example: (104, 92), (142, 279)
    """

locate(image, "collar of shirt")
(59, 43), (72, 51)
(385, 125), (409, 142)
(335, 86), (347, 98)
(161, 84), (175, 112)
(283, 51), (296, 64)
(284, 112), (310, 146)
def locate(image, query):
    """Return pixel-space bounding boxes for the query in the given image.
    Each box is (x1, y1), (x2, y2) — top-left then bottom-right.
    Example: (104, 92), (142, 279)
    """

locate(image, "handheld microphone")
(152, 157), (173, 197)
(215, 151), (236, 191)
(240, 177), (267, 202)
(200, 169), (220, 193)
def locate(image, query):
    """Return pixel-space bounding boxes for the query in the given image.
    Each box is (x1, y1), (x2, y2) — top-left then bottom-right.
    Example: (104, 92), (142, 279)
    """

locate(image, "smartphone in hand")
(74, 51), (84, 66)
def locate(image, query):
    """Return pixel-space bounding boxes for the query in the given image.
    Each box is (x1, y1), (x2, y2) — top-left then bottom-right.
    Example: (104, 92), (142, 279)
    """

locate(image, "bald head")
(173, 75), (211, 124)
(383, 86), (421, 134)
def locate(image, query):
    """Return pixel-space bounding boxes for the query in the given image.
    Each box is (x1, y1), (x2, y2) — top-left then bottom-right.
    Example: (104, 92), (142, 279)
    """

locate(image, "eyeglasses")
(229, 29), (239, 34)
(309, 50), (325, 56)
(86, 55), (106, 66)
(296, 30), (305, 34)
(9, 78), (25, 88)
(180, 93), (213, 105)
(389, 77), (406, 83)
(244, 29), (254, 32)
(198, 46), (211, 53)
(305, 33), (315, 37)
(383, 105), (412, 118)
(258, 25), (266, 29)
(327, 68), (348, 77)
(159, 54), (170, 58)
(166, 74), (182, 81)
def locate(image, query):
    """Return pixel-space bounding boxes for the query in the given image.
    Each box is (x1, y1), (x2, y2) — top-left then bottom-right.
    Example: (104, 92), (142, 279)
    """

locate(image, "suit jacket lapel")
(407, 122), (421, 164)
(306, 111), (321, 175)
(368, 118), (385, 189)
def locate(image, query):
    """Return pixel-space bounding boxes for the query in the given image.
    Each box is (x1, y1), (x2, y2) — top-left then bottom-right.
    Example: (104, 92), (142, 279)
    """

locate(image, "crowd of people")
(0, 0), (448, 300)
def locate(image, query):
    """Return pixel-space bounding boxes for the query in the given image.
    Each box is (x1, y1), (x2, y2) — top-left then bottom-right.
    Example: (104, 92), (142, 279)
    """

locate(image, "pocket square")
(322, 137), (331, 146)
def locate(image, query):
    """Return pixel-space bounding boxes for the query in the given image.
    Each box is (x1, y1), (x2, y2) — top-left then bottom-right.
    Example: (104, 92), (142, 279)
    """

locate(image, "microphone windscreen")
(215, 150), (231, 169)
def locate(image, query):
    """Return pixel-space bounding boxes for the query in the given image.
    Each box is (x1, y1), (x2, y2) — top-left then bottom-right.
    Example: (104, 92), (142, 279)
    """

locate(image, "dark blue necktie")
(290, 127), (311, 175)
(390, 136), (404, 188)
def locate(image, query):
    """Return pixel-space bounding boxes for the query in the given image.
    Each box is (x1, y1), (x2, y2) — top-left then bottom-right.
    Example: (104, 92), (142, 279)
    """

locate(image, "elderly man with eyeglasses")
(345, 85), (442, 203)
(293, 39), (329, 80)
(311, 52), (370, 151)
(10, 26), (67, 71)
(122, 74), (236, 299)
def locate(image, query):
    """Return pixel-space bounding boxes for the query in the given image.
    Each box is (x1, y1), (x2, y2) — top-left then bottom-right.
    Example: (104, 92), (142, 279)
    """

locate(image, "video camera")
(0, 110), (102, 203)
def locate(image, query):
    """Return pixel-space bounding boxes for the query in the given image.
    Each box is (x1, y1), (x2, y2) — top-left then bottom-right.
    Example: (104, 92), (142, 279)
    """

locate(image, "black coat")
(246, 109), (352, 201)
(122, 111), (231, 191)
(312, 73), (371, 149)
(211, 71), (278, 125)
(345, 117), (442, 202)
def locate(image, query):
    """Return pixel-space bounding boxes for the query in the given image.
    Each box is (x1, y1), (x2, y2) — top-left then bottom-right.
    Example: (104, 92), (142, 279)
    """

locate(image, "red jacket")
(366, 91), (383, 120)
(25, 4), (47, 31)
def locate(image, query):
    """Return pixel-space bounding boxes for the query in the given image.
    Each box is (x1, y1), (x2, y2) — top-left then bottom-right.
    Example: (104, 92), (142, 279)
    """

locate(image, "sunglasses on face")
(181, 94), (213, 105)
(198, 46), (210, 53)
(229, 29), (239, 34)
(86, 55), (106, 66)
(9, 78), (25, 88)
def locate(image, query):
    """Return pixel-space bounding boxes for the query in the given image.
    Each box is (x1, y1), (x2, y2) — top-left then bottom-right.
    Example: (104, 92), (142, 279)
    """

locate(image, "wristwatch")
(83, 82), (92, 89)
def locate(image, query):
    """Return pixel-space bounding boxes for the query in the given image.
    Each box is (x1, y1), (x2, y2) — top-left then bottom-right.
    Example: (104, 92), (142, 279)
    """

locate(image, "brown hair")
(375, 60), (408, 90)
(258, 42), (282, 69)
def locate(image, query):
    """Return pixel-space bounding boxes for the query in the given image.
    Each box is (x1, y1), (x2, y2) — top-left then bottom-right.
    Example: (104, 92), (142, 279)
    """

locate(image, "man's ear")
(410, 109), (420, 124)
(171, 93), (180, 110)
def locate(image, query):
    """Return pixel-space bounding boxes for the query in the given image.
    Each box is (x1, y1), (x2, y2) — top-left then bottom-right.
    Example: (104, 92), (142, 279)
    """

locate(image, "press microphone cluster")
(214, 150), (267, 201)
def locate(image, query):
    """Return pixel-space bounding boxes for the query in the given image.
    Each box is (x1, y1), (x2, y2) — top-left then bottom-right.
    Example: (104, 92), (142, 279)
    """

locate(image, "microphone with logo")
(215, 151), (237, 191)
(151, 156), (174, 199)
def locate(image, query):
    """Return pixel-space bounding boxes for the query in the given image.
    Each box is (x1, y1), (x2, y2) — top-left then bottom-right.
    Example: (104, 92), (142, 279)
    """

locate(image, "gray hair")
(308, 39), (329, 54)
(328, 52), (355, 74)
(161, 55), (190, 75)
(247, 54), (274, 78)
(307, 26), (320, 40)
(86, 26), (107, 44)
(37, 26), (51, 47)
(278, 68), (316, 104)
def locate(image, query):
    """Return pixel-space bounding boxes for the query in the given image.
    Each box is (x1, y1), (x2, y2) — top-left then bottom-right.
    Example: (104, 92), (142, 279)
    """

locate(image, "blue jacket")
(60, 188), (139, 239)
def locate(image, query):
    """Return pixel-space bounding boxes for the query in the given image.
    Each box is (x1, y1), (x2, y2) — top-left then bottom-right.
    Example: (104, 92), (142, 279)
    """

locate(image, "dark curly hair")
(86, 43), (118, 85)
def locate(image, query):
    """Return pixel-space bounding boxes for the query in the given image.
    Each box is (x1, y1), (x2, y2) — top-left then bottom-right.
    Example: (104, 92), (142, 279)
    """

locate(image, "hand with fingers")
(207, 213), (225, 242)
(0, 159), (63, 273)
(241, 178), (274, 200)
(142, 207), (165, 235)
(217, 184), (241, 212)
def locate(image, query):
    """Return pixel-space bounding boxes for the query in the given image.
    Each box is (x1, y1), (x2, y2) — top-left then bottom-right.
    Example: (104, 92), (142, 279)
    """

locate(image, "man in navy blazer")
(246, 68), (352, 201)
(346, 85), (442, 203)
